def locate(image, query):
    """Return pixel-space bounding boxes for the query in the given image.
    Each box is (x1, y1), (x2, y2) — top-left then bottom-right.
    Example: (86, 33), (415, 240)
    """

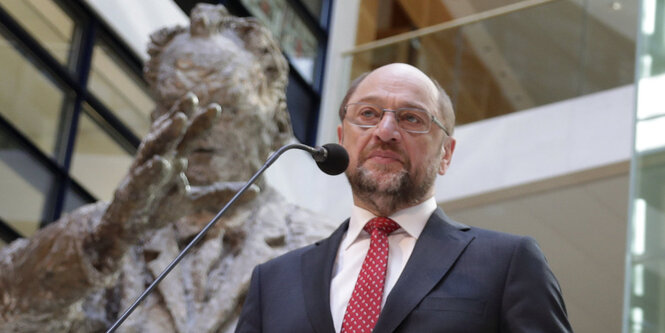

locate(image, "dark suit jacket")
(235, 209), (572, 332)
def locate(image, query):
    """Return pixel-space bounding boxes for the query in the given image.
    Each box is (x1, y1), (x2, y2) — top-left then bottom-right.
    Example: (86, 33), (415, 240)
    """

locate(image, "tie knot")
(363, 217), (400, 235)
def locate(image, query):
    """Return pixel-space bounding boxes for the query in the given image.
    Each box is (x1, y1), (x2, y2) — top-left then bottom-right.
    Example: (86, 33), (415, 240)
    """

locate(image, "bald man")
(236, 63), (572, 333)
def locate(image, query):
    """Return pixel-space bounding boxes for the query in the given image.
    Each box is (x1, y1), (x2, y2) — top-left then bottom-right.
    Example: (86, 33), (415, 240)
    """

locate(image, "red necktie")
(341, 217), (400, 333)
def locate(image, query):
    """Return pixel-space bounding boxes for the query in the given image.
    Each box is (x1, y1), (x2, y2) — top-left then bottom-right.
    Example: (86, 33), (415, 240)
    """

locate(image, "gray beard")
(347, 163), (436, 215)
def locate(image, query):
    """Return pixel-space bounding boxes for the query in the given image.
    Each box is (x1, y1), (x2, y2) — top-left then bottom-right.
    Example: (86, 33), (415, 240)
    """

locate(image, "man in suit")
(235, 63), (573, 332)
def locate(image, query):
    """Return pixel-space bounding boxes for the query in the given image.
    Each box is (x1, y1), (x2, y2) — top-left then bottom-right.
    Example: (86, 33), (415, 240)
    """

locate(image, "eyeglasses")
(344, 102), (449, 135)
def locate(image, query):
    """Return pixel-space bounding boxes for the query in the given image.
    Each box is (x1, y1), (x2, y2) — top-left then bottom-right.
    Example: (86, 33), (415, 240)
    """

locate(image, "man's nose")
(374, 111), (401, 142)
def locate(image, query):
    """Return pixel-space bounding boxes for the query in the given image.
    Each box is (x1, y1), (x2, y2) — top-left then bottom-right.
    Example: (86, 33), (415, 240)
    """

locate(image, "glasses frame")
(344, 102), (450, 136)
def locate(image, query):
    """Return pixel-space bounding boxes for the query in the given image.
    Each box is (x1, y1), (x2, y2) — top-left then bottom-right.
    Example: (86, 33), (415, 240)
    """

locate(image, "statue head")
(145, 4), (291, 184)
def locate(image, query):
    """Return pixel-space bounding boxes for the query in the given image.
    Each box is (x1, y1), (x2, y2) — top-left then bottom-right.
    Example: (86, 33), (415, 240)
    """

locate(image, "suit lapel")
(301, 220), (348, 333)
(374, 209), (474, 332)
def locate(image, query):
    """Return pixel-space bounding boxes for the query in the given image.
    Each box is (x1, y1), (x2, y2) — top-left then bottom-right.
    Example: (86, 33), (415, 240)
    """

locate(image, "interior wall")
(445, 172), (629, 333)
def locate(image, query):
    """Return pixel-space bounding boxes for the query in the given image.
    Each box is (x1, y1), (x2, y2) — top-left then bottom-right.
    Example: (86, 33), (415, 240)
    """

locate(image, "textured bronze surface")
(0, 4), (333, 332)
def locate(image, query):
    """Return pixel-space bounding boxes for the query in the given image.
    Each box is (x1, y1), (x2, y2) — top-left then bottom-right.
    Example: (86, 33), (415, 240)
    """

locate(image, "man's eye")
(359, 109), (380, 118)
(400, 111), (425, 124)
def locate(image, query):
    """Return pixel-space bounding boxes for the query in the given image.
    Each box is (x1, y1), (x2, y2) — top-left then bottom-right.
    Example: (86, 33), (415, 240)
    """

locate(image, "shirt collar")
(342, 196), (437, 251)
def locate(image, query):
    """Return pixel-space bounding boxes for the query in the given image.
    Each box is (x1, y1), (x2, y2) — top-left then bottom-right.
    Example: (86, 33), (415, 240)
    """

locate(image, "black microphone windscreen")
(316, 143), (349, 175)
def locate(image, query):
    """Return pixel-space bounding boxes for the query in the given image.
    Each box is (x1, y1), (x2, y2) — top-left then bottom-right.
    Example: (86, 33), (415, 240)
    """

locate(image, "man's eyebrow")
(353, 96), (429, 110)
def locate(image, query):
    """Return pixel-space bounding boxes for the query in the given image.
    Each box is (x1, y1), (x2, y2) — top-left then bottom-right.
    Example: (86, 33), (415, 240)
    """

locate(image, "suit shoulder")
(436, 209), (534, 247)
(467, 226), (532, 242)
(258, 242), (316, 270)
(463, 225), (544, 257)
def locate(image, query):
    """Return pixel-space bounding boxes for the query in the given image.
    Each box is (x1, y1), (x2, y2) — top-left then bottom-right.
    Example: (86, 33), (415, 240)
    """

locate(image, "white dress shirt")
(329, 197), (437, 333)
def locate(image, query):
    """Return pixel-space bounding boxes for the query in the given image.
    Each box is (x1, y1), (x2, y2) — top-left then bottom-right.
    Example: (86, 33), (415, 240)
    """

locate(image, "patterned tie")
(341, 217), (400, 333)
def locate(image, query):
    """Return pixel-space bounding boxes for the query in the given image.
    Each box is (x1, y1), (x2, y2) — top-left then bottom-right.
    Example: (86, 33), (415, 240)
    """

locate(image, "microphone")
(309, 143), (349, 175)
(107, 142), (348, 332)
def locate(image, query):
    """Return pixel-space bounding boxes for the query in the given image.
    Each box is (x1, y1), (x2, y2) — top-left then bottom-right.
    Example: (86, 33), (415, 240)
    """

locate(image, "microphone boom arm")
(107, 143), (326, 332)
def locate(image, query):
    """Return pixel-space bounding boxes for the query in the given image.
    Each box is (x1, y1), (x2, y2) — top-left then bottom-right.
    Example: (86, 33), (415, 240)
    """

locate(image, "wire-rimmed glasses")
(344, 102), (449, 135)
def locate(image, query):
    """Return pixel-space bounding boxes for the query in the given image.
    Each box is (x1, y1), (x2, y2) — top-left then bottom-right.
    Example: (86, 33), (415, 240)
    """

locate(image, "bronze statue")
(0, 4), (333, 332)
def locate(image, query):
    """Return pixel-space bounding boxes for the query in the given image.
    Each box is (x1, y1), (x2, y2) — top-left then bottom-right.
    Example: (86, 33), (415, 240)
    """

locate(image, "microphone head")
(316, 143), (349, 175)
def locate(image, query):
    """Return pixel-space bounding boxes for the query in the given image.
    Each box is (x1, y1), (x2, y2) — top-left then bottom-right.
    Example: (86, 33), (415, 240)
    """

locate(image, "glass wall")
(0, 32), (69, 157)
(0, 0), (76, 68)
(240, 0), (319, 83)
(88, 41), (153, 138)
(0, 127), (54, 237)
(223, 0), (332, 144)
(342, 0), (637, 126)
(625, 0), (665, 331)
(0, 0), (149, 245)
(70, 105), (134, 202)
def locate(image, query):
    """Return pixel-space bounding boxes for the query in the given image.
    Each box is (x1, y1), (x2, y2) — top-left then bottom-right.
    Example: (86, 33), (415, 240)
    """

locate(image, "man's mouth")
(364, 150), (404, 165)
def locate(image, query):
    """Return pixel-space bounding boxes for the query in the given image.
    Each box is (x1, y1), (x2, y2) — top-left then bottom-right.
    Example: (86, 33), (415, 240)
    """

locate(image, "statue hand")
(102, 92), (223, 241)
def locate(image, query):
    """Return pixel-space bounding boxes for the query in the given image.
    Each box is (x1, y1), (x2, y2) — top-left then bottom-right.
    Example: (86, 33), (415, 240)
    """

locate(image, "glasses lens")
(348, 104), (382, 126)
(396, 109), (430, 132)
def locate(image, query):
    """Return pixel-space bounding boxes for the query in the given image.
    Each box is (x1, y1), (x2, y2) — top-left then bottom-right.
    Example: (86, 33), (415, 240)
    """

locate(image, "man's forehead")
(352, 65), (439, 106)
(371, 63), (432, 82)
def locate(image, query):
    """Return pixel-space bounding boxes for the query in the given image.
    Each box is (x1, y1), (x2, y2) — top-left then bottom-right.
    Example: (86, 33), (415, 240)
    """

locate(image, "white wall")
(437, 85), (635, 202)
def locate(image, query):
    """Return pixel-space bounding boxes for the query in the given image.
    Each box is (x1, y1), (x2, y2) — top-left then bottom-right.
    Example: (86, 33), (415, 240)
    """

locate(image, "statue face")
(153, 32), (288, 185)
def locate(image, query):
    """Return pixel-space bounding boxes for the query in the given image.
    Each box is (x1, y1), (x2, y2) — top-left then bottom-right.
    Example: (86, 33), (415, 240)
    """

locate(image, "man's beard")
(346, 154), (439, 214)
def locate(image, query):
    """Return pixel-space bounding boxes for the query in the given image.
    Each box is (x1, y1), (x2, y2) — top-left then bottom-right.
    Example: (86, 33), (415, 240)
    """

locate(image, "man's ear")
(337, 124), (343, 144)
(438, 137), (456, 175)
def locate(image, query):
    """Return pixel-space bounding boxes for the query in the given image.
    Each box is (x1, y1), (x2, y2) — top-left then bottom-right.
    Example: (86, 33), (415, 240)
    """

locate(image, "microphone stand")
(107, 143), (325, 332)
